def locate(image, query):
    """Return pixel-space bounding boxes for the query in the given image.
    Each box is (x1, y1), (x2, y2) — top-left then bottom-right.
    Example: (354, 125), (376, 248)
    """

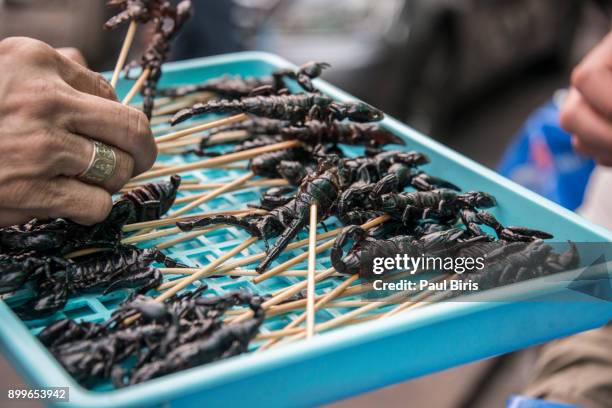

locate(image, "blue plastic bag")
(498, 91), (595, 211)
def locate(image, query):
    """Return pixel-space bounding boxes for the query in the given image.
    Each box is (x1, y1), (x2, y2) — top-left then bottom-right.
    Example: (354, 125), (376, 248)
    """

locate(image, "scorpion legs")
(255, 215), (307, 274)
(177, 215), (270, 252)
(331, 226), (368, 275)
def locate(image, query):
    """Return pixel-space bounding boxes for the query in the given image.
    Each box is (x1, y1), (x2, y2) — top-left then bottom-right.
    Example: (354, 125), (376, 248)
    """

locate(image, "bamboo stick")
(156, 237), (258, 301)
(259, 274), (359, 350)
(160, 227), (344, 292)
(131, 140), (299, 182)
(177, 179), (287, 192)
(253, 215), (390, 284)
(306, 204), (318, 338)
(110, 21), (137, 88)
(159, 268), (335, 277)
(155, 113), (250, 144)
(122, 208), (266, 232)
(122, 68), (150, 105)
(171, 172), (255, 217)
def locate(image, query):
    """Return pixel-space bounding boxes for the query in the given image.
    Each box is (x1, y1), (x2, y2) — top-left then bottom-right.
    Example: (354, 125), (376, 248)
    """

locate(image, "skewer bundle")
(0, 4), (580, 390)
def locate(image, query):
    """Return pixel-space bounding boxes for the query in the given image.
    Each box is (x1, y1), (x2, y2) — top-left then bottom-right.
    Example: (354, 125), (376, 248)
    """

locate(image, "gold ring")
(78, 141), (116, 184)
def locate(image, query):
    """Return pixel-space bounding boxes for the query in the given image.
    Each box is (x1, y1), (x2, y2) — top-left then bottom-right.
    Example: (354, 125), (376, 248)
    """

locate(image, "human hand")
(0, 37), (157, 226)
(561, 32), (612, 166)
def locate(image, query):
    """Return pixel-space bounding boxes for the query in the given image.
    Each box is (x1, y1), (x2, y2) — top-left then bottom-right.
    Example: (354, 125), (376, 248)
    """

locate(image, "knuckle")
(571, 62), (591, 89)
(106, 151), (134, 192)
(87, 192), (113, 222)
(23, 79), (65, 117)
(2, 37), (54, 65)
(126, 107), (155, 159)
(97, 74), (117, 101)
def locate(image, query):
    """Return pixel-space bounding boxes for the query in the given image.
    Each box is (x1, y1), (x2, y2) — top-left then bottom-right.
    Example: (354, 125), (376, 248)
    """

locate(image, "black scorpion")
(171, 93), (384, 125)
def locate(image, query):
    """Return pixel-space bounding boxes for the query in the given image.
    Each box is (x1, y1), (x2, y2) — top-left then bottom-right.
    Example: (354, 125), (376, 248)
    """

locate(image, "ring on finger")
(78, 141), (117, 184)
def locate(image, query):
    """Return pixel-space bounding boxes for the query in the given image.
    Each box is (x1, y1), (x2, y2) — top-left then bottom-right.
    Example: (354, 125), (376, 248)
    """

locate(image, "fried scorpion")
(178, 156), (348, 273)
(159, 62), (331, 99)
(124, 0), (193, 118)
(171, 93), (384, 125)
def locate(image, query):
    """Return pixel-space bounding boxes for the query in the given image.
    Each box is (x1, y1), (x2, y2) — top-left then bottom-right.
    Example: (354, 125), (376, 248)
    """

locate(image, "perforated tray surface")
(1, 52), (611, 408)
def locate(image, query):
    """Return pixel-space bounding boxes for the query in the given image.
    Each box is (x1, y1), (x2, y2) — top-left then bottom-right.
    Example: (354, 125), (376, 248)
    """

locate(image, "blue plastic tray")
(1, 52), (611, 408)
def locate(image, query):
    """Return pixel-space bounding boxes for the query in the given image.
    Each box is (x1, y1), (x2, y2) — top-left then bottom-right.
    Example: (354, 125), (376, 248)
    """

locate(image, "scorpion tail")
(172, 99), (244, 125)
(499, 226), (554, 242)
(331, 226), (367, 275)
(146, 248), (189, 268)
(177, 215), (269, 252)
(255, 217), (306, 273)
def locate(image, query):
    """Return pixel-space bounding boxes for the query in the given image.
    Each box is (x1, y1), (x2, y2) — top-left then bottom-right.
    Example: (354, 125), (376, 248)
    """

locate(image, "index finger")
(54, 49), (118, 102)
(62, 92), (157, 175)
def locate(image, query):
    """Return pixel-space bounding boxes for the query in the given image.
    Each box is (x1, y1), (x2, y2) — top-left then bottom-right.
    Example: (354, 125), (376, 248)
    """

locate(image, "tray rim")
(1, 50), (611, 408)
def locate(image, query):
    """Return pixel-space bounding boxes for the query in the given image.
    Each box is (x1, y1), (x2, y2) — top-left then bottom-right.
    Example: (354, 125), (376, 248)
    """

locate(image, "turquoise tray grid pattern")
(0, 52), (611, 408)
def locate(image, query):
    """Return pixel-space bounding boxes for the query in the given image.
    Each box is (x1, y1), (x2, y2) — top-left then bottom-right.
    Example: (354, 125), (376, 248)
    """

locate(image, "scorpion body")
(104, 0), (160, 30)
(178, 157), (348, 273)
(120, 175), (181, 223)
(41, 290), (265, 387)
(281, 120), (405, 147)
(0, 199), (133, 255)
(124, 0), (193, 118)
(159, 62), (330, 99)
(171, 93), (384, 125)
(377, 190), (497, 225)
(331, 226), (477, 275)
(443, 240), (579, 300)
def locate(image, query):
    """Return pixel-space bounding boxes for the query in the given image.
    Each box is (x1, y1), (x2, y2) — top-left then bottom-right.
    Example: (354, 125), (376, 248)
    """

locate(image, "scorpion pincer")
(119, 175), (181, 223)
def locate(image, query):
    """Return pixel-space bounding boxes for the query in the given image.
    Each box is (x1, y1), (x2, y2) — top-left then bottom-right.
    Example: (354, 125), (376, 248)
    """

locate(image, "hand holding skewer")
(0, 37), (156, 226)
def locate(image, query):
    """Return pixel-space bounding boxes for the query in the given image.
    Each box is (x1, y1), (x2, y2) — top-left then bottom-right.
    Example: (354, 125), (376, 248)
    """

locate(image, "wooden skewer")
(131, 140), (299, 182)
(229, 267), (339, 324)
(160, 227), (344, 292)
(156, 130), (250, 152)
(381, 275), (450, 318)
(155, 113), (250, 144)
(156, 237), (258, 301)
(177, 179), (287, 192)
(159, 268), (334, 277)
(253, 215), (390, 284)
(171, 172), (255, 217)
(153, 115), (212, 135)
(305, 204), (318, 338)
(110, 21), (137, 88)
(122, 208), (266, 232)
(122, 68), (151, 105)
(155, 228), (216, 251)
(123, 237), (256, 325)
(131, 95), (172, 110)
(152, 92), (214, 117)
(172, 175), (258, 205)
(286, 283), (440, 342)
(150, 114), (173, 126)
(259, 274), (359, 351)
(65, 247), (112, 259)
(122, 227), (182, 244)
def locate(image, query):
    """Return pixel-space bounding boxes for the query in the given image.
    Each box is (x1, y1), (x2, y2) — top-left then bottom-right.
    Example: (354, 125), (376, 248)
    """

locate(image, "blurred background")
(1, 1), (611, 407)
